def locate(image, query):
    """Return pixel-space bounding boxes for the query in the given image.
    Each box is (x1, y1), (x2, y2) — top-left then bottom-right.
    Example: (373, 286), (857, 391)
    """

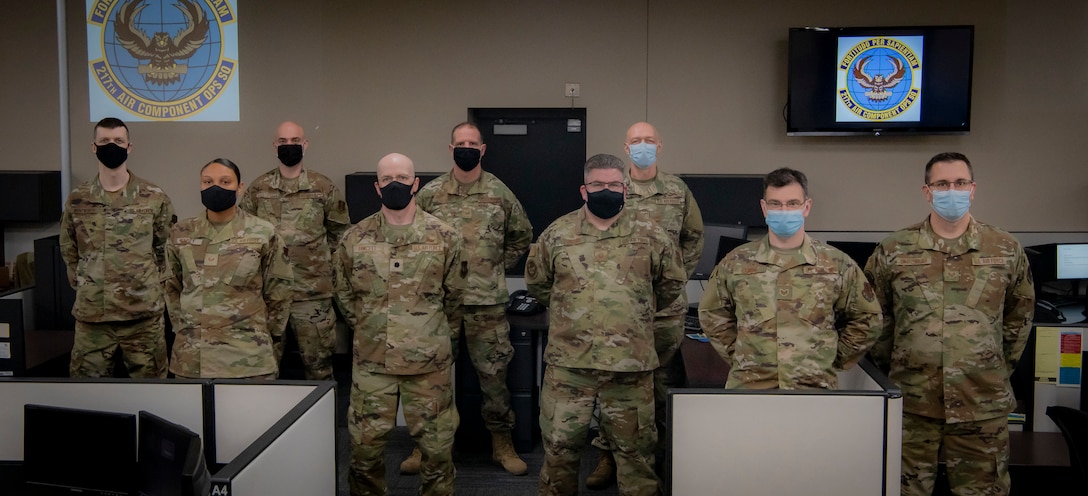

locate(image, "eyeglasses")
(927, 179), (974, 191)
(585, 181), (626, 192)
(764, 199), (806, 210)
(378, 175), (414, 186)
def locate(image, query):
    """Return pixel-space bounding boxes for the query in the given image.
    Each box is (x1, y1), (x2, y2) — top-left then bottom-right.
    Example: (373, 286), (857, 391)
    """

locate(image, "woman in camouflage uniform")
(164, 159), (294, 379)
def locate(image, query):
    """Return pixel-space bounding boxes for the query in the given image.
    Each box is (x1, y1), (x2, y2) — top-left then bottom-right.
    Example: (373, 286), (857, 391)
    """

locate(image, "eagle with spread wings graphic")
(114, 0), (210, 86)
(851, 55), (907, 102)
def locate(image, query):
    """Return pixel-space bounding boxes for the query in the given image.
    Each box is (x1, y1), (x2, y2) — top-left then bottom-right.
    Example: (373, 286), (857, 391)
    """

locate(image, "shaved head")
(276, 121), (306, 141)
(625, 122), (660, 144)
(377, 153), (415, 178)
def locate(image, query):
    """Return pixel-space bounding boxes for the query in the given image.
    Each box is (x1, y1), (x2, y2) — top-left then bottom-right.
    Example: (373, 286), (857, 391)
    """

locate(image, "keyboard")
(684, 314), (701, 331)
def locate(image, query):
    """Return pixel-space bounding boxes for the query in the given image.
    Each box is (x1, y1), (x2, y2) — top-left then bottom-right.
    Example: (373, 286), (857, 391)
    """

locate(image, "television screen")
(23, 404), (137, 495)
(138, 411), (210, 496)
(787, 25), (974, 136)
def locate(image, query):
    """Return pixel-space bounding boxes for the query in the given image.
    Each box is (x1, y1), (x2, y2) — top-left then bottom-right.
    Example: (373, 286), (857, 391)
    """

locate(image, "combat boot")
(585, 451), (616, 490)
(491, 431), (528, 475)
(399, 447), (421, 475)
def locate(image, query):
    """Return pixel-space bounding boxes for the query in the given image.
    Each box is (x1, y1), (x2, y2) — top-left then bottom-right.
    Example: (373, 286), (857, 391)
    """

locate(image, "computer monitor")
(692, 224), (749, 280)
(825, 241), (879, 269)
(1056, 244), (1088, 280)
(715, 235), (750, 266)
(138, 411), (211, 496)
(23, 404), (137, 495)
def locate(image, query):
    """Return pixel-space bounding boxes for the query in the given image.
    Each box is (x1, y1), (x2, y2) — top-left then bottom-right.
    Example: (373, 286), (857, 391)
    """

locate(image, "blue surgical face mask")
(765, 209), (805, 238)
(628, 142), (657, 169)
(931, 189), (971, 221)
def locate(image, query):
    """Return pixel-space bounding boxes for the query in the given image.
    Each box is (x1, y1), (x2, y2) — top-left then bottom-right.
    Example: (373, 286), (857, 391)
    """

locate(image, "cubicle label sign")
(86, 0), (240, 121)
(211, 483), (230, 495)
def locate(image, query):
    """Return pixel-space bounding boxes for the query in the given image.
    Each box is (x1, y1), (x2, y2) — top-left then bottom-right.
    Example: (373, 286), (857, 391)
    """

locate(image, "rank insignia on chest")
(391, 259), (404, 272)
(777, 285), (792, 299)
(204, 253), (219, 266)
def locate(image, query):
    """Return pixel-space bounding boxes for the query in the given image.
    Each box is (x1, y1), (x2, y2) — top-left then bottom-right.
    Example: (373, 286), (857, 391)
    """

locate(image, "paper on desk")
(0, 342), (10, 360)
(0, 322), (9, 338)
(1058, 329), (1082, 387)
(1034, 327), (1060, 381)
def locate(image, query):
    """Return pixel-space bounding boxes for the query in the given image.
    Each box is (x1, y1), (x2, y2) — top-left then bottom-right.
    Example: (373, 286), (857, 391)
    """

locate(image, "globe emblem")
(846, 48), (914, 112)
(101, 1), (222, 103)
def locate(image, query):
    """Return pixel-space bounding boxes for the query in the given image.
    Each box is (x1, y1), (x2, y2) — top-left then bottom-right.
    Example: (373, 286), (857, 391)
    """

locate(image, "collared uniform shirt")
(865, 217), (1035, 422)
(699, 235), (882, 389)
(239, 168), (350, 301)
(165, 211), (294, 378)
(626, 170), (704, 316)
(525, 208), (687, 372)
(334, 209), (464, 375)
(415, 170), (532, 306)
(60, 172), (175, 322)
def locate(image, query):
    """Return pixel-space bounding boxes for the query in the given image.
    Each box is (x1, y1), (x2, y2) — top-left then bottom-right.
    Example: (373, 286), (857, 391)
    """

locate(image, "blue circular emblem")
(89, 0), (236, 120)
(837, 37), (921, 121)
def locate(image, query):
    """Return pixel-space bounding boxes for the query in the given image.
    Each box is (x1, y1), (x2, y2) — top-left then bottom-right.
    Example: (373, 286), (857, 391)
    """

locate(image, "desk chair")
(1045, 405), (1088, 485)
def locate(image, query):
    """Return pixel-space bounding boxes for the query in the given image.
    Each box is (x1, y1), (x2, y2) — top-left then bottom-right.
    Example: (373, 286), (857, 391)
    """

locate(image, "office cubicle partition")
(0, 378), (335, 495)
(210, 382), (336, 496)
(668, 361), (902, 496)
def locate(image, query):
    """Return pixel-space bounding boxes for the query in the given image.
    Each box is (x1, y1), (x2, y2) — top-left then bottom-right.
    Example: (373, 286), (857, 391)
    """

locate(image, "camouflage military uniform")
(164, 211), (294, 379)
(239, 168), (349, 380)
(416, 171), (532, 433)
(526, 208), (686, 496)
(60, 172), (174, 378)
(613, 170), (702, 448)
(334, 209), (464, 496)
(865, 218), (1034, 496)
(698, 235), (882, 389)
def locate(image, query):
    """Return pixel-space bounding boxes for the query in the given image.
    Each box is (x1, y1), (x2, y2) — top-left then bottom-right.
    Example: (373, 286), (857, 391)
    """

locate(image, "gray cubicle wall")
(211, 383), (336, 496)
(668, 361), (902, 496)
(0, 378), (336, 496)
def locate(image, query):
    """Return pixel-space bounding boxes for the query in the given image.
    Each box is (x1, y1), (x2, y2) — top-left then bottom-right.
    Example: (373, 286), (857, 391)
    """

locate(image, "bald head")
(625, 122), (659, 144)
(276, 121), (305, 141)
(377, 153), (415, 179)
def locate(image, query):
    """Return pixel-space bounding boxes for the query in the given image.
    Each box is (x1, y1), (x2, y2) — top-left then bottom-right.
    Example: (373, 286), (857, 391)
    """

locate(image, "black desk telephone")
(1034, 300), (1065, 324)
(507, 290), (545, 315)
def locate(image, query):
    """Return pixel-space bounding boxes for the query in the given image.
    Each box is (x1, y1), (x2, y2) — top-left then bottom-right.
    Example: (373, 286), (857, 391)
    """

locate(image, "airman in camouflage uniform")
(699, 168), (881, 389)
(412, 122), (533, 475)
(526, 154), (686, 496)
(60, 117), (174, 378)
(588, 122), (704, 487)
(165, 159), (294, 379)
(334, 153), (463, 496)
(238, 121), (350, 380)
(864, 153), (1034, 496)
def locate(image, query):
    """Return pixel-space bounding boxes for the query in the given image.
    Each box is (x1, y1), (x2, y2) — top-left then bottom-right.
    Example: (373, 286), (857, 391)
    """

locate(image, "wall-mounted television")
(786, 25), (974, 136)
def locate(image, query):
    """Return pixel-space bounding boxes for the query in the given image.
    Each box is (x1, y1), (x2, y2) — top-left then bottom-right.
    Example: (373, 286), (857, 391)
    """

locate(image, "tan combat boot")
(491, 431), (528, 475)
(399, 447), (421, 475)
(585, 451), (616, 490)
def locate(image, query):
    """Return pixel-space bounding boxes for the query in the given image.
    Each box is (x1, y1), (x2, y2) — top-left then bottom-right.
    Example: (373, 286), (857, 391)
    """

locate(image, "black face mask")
(585, 189), (625, 219)
(201, 185), (238, 213)
(277, 144), (304, 167)
(453, 147), (481, 171)
(95, 143), (128, 169)
(379, 181), (414, 210)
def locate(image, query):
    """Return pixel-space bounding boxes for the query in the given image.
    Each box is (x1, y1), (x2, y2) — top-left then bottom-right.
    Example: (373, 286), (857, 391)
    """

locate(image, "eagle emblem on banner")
(114, 0), (210, 86)
(851, 55), (906, 102)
